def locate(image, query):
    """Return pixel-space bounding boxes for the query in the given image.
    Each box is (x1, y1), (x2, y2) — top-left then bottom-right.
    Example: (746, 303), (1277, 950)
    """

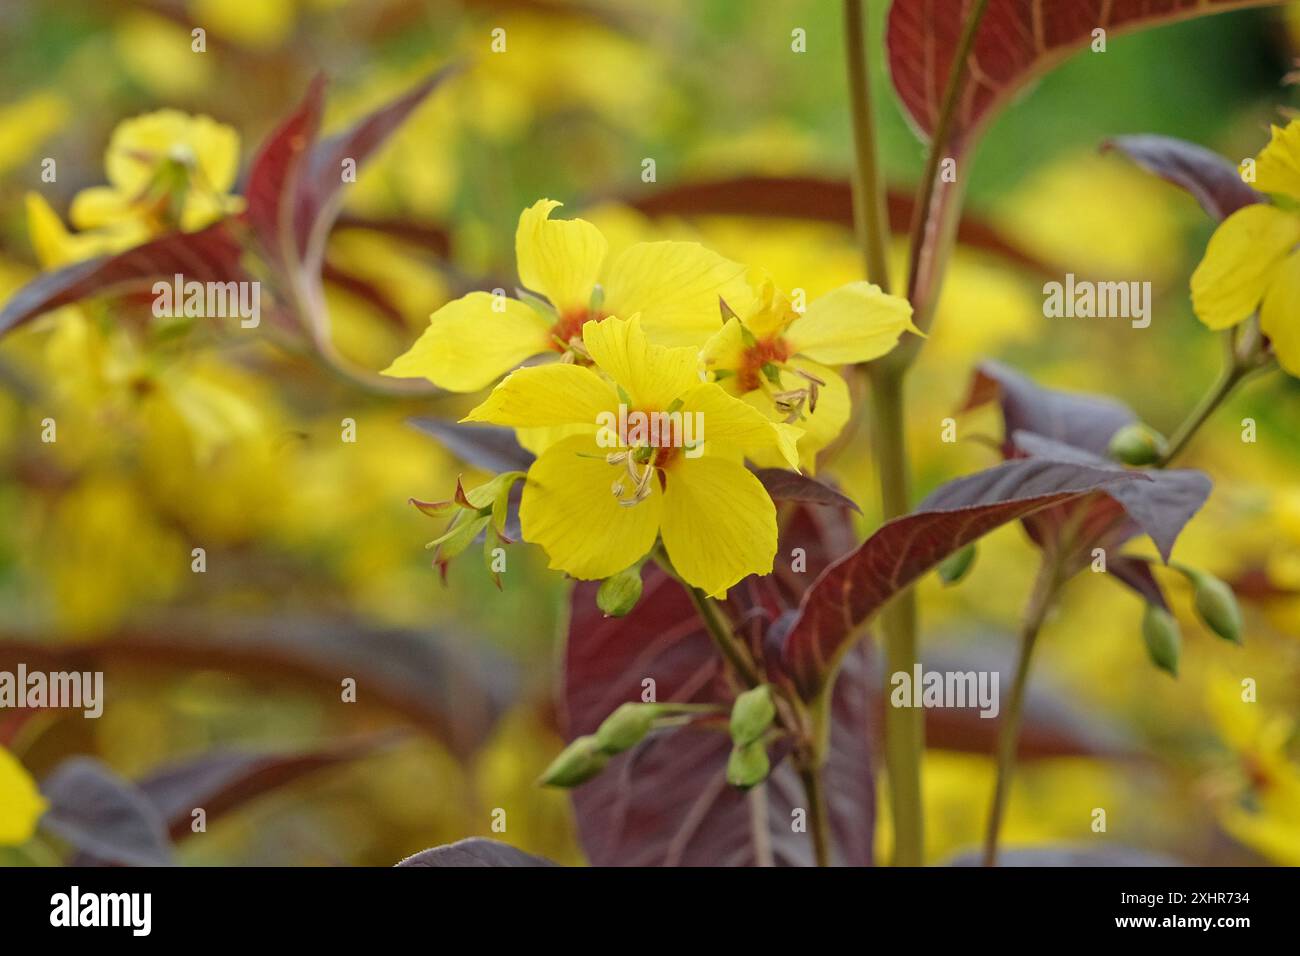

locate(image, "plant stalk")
(843, 0), (892, 291)
(798, 763), (833, 867)
(982, 557), (1060, 866)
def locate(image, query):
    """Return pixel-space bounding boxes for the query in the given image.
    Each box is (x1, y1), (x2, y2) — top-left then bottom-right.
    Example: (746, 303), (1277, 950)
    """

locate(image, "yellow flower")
(382, 199), (749, 393)
(1204, 671), (1300, 865)
(1191, 119), (1300, 375)
(463, 315), (800, 597)
(26, 110), (243, 267)
(701, 275), (916, 471)
(0, 746), (46, 847)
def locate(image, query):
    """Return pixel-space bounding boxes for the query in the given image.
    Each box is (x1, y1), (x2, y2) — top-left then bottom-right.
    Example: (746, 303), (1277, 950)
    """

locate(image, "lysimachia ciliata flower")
(462, 314), (800, 597)
(1192, 119), (1300, 376)
(25, 110), (243, 267)
(381, 198), (750, 393)
(701, 274), (917, 471)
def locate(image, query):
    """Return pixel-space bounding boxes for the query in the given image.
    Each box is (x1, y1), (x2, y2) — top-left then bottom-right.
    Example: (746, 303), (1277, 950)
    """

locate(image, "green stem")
(982, 556), (1060, 866)
(1158, 362), (1246, 467)
(685, 586), (763, 688)
(798, 763), (833, 867)
(843, 0), (892, 291)
(867, 362), (924, 866)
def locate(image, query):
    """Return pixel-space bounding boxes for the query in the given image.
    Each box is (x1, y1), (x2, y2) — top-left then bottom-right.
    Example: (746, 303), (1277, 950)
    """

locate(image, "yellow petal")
(1191, 204), (1300, 331)
(1260, 249), (1300, 377)
(581, 314), (700, 410)
(189, 113), (241, 194)
(744, 358), (850, 474)
(515, 199), (606, 314)
(69, 186), (132, 230)
(519, 434), (662, 580)
(660, 455), (776, 597)
(382, 292), (552, 392)
(25, 192), (115, 268)
(601, 240), (747, 347)
(678, 381), (800, 470)
(1255, 121), (1300, 203)
(463, 363), (616, 428)
(0, 746), (46, 847)
(700, 316), (748, 383)
(786, 281), (917, 365)
(105, 109), (192, 194)
(515, 423), (594, 456)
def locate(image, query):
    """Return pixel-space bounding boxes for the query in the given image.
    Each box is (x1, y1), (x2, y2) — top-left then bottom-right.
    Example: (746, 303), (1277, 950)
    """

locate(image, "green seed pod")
(538, 736), (608, 788)
(937, 543), (977, 586)
(726, 741), (771, 790)
(594, 703), (659, 754)
(1108, 423), (1168, 466)
(1189, 571), (1243, 645)
(1142, 604), (1182, 677)
(729, 685), (776, 748)
(596, 564), (643, 617)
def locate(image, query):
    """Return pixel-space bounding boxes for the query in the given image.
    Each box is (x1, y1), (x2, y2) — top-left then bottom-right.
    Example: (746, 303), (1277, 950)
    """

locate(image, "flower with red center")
(382, 198), (750, 392)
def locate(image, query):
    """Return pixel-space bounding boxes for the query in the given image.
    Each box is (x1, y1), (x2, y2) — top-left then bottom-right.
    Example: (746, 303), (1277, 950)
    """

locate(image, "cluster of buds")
(411, 471), (524, 587)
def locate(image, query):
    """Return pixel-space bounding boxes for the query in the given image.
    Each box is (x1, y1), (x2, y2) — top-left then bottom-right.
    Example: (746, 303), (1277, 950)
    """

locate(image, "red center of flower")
(550, 308), (606, 352)
(737, 336), (791, 391)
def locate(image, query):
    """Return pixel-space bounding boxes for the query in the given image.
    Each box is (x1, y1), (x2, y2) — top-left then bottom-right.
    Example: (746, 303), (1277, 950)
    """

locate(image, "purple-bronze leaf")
(1103, 134), (1263, 221)
(1108, 554), (1170, 610)
(960, 360), (1136, 456)
(1011, 431), (1211, 563)
(778, 458), (1147, 699)
(408, 418), (535, 474)
(40, 757), (174, 867)
(396, 838), (559, 867)
(752, 468), (861, 514)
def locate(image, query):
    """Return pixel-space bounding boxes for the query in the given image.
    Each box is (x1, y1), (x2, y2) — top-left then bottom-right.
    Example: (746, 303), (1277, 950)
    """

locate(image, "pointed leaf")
(1103, 134), (1263, 221)
(752, 467), (861, 513)
(887, 0), (1284, 154)
(40, 757), (174, 866)
(408, 417), (535, 473)
(778, 458), (1147, 699)
(0, 221), (247, 338)
(396, 838), (558, 867)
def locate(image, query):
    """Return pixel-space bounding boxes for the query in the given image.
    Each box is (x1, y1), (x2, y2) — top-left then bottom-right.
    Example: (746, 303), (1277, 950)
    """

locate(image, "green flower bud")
(937, 543), (977, 586)
(1108, 423), (1168, 467)
(538, 736), (608, 788)
(1142, 604), (1181, 677)
(597, 564), (643, 617)
(729, 685), (776, 748)
(1188, 570), (1243, 645)
(726, 741), (770, 790)
(594, 703), (659, 754)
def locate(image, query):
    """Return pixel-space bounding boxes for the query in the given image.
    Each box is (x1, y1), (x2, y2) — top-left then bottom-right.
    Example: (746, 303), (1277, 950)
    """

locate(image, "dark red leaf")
(0, 617), (515, 761)
(297, 64), (463, 258)
(564, 505), (876, 866)
(0, 221), (247, 339)
(242, 74), (326, 266)
(622, 175), (1054, 276)
(396, 838), (558, 867)
(136, 738), (392, 842)
(778, 458), (1147, 699)
(752, 468), (861, 514)
(1103, 134), (1264, 221)
(887, 0), (1283, 154)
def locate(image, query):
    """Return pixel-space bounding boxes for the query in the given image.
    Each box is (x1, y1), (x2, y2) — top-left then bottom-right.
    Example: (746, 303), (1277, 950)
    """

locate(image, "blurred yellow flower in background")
(0, 746), (46, 847)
